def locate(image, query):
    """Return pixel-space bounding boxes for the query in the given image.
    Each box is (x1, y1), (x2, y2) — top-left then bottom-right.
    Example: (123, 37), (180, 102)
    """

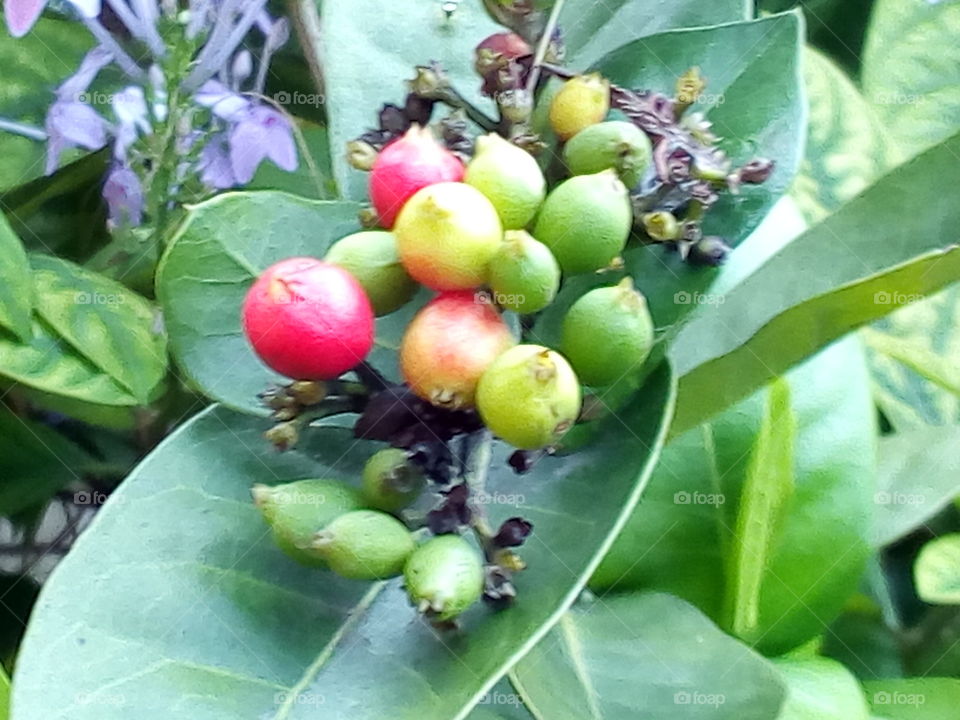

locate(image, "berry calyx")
(400, 291), (516, 409)
(549, 73), (610, 141)
(242, 257), (375, 380)
(369, 125), (464, 228)
(562, 121), (652, 189)
(533, 170), (632, 274)
(362, 448), (426, 512)
(252, 479), (363, 567)
(404, 534), (484, 621)
(465, 133), (546, 230)
(475, 32), (532, 81)
(325, 230), (419, 316)
(487, 230), (560, 314)
(561, 278), (655, 387)
(476, 344), (582, 450)
(312, 509), (416, 580)
(394, 182), (503, 291)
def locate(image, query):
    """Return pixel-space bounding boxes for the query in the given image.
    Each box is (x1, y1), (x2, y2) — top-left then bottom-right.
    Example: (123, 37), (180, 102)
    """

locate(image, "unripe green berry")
(404, 534), (484, 621)
(533, 170), (632, 274)
(361, 448), (426, 512)
(549, 73), (610, 140)
(476, 344), (582, 449)
(465, 133), (546, 230)
(312, 510), (415, 580)
(562, 121), (652, 189)
(252, 479), (362, 567)
(487, 230), (560, 314)
(325, 231), (419, 316)
(561, 278), (655, 387)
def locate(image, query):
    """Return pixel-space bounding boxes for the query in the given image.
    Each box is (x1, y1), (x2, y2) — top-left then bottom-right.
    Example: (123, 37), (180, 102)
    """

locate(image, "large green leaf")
(322, 0), (501, 201)
(864, 678), (960, 720)
(863, 0), (960, 156)
(12, 364), (675, 719)
(0, 17), (94, 190)
(510, 592), (786, 719)
(915, 534), (960, 605)
(593, 336), (875, 655)
(872, 425), (960, 547)
(157, 192), (366, 412)
(560, 0), (750, 69)
(773, 657), (870, 720)
(671, 131), (960, 432)
(0, 213), (32, 341)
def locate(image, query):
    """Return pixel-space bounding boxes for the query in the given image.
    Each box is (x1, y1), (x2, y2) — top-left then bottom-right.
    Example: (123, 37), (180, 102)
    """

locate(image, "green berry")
(404, 535), (485, 621)
(252, 479), (362, 567)
(361, 448), (426, 512)
(549, 73), (610, 140)
(476, 344), (582, 449)
(561, 278), (655, 387)
(465, 133), (546, 230)
(533, 170), (632, 274)
(312, 510), (415, 580)
(325, 231), (419, 316)
(487, 230), (560, 314)
(562, 121), (652, 189)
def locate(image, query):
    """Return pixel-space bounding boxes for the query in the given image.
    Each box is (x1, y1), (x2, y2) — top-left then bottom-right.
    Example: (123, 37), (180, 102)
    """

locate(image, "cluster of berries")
(240, 69), (659, 621)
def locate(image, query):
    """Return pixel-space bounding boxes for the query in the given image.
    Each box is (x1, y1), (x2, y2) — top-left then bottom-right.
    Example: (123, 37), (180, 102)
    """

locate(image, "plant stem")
(288, 0), (326, 99)
(525, 0), (566, 95)
(464, 430), (497, 556)
(0, 118), (46, 141)
(436, 86), (499, 133)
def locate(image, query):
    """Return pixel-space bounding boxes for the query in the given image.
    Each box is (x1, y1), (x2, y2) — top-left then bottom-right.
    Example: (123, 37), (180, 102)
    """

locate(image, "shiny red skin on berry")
(400, 291), (515, 409)
(242, 257), (374, 380)
(369, 126), (465, 228)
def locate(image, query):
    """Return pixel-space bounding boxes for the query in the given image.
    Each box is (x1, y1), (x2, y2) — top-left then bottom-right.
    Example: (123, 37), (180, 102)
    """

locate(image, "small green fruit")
(563, 121), (652, 189)
(487, 230), (560, 314)
(312, 510), (415, 580)
(549, 73), (610, 140)
(252, 479), (362, 567)
(395, 182), (503, 290)
(325, 231), (419, 316)
(561, 279), (655, 387)
(404, 535), (485, 621)
(476, 344), (582, 449)
(533, 170), (632, 274)
(361, 448), (426, 512)
(465, 134), (546, 230)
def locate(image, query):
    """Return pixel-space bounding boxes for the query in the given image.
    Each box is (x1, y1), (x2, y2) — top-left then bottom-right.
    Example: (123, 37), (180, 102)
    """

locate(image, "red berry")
(400, 291), (515, 409)
(369, 126), (464, 228)
(242, 257), (374, 380)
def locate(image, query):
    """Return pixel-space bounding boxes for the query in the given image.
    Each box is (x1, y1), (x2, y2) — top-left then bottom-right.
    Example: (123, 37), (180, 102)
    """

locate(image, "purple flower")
(103, 163), (144, 227)
(112, 86), (151, 158)
(195, 80), (251, 121)
(4, 0), (101, 37)
(228, 105), (297, 183)
(199, 134), (236, 189)
(44, 100), (107, 174)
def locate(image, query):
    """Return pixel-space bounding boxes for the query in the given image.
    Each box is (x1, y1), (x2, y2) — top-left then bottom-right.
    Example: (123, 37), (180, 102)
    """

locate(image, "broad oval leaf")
(12, 364), (675, 719)
(773, 657), (870, 720)
(509, 592), (787, 719)
(915, 534), (960, 605)
(672, 131), (960, 432)
(593, 336), (875, 655)
(0, 213), (32, 341)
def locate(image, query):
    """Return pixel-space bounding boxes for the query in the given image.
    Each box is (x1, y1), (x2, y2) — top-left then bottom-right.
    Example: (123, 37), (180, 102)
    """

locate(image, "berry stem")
(525, 0), (566, 96)
(463, 429), (497, 559)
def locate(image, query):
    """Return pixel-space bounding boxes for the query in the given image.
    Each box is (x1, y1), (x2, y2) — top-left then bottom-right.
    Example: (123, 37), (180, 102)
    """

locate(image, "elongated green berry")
(312, 510), (415, 580)
(404, 535), (484, 621)
(488, 230), (560, 314)
(325, 231), (418, 316)
(477, 344), (582, 449)
(563, 121), (652, 189)
(549, 73), (610, 140)
(362, 448), (426, 512)
(252, 479), (362, 567)
(465, 133), (546, 230)
(561, 278), (655, 387)
(533, 170), (632, 274)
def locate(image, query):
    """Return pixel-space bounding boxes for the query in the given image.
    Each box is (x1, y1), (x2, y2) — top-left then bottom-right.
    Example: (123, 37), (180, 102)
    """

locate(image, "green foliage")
(0, 213), (33, 341)
(773, 656), (870, 720)
(915, 534), (960, 605)
(864, 678), (960, 720)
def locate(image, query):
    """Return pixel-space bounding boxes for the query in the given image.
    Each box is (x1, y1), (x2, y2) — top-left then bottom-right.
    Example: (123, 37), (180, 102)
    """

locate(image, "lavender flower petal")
(195, 79), (250, 121)
(4, 0), (46, 38)
(44, 101), (108, 173)
(228, 104), (297, 183)
(200, 134), (236, 189)
(56, 47), (113, 102)
(66, 0), (102, 18)
(103, 163), (144, 227)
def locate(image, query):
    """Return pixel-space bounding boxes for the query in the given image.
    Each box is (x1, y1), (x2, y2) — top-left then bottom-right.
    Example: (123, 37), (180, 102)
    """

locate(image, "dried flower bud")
(739, 158), (775, 184)
(347, 140), (378, 171)
(675, 66), (706, 115)
(493, 517), (534, 548)
(687, 236), (731, 267)
(642, 211), (680, 241)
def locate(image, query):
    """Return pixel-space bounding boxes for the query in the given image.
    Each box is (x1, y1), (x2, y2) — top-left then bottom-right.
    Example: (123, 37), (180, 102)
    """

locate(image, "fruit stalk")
(524, 0), (565, 96)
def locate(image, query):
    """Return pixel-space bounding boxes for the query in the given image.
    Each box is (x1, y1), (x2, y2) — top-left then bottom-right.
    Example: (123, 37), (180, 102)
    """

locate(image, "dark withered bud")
(483, 564), (517, 609)
(409, 64), (450, 99)
(426, 483), (472, 534)
(265, 421), (299, 451)
(497, 87), (534, 124)
(379, 104), (410, 135)
(475, 32), (532, 77)
(493, 517), (534, 548)
(404, 94), (435, 127)
(739, 158), (775, 184)
(288, 380), (327, 406)
(687, 236), (731, 267)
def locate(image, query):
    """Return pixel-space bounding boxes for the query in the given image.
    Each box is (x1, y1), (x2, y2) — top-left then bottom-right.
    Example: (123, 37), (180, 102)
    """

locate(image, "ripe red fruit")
(400, 291), (515, 409)
(242, 257), (374, 380)
(369, 126), (464, 228)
